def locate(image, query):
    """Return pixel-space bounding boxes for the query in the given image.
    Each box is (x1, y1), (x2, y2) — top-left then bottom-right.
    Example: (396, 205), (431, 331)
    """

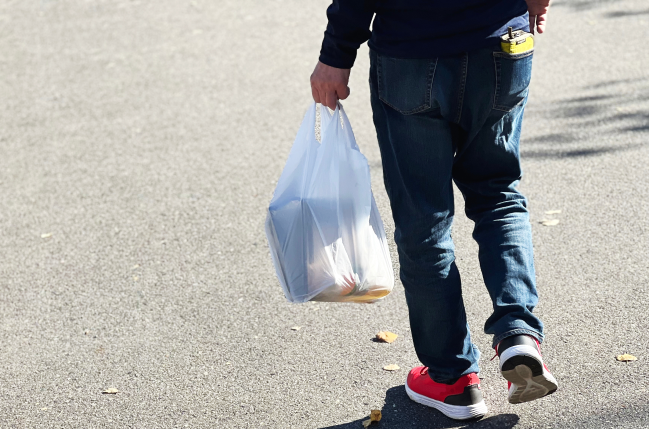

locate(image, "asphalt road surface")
(1, 0), (648, 428)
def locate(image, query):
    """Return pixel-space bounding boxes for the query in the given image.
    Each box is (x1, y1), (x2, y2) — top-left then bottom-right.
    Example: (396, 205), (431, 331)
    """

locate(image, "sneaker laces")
(419, 367), (429, 376)
(490, 343), (499, 361)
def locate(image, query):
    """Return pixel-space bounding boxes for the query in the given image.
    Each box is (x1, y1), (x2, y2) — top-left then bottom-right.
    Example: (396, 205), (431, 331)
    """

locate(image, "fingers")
(337, 85), (350, 101)
(529, 14), (548, 35)
(312, 87), (336, 110)
(324, 92), (337, 111)
(314, 89), (341, 110)
(535, 13), (548, 34)
(529, 13), (536, 35)
(310, 80), (338, 110)
(310, 61), (352, 110)
(525, 0), (551, 33)
(322, 86), (349, 109)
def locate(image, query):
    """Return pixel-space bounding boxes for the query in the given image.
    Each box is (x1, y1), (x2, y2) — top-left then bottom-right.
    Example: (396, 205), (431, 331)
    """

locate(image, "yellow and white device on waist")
(500, 26), (534, 54)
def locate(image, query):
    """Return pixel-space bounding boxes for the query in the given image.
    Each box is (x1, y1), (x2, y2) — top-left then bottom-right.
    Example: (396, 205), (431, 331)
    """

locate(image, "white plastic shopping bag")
(265, 102), (394, 303)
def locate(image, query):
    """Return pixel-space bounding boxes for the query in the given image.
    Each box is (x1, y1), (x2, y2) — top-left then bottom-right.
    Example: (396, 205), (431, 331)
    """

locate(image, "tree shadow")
(606, 8), (649, 18)
(320, 386), (520, 429)
(521, 78), (649, 159)
(552, 0), (617, 11)
(552, 0), (649, 19)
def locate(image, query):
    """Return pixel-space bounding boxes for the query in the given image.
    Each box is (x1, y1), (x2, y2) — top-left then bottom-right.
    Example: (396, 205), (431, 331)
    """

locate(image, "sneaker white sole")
(499, 345), (558, 404)
(405, 382), (488, 420)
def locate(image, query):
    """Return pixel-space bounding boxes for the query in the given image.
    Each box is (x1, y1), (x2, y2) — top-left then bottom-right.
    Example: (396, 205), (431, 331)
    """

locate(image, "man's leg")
(368, 50), (480, 383)
(452, 46), (556, 403)
(452, 47), (544, 347)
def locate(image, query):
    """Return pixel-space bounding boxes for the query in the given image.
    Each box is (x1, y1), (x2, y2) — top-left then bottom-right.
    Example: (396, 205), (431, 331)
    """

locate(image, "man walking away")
(310, 0), (558, 420)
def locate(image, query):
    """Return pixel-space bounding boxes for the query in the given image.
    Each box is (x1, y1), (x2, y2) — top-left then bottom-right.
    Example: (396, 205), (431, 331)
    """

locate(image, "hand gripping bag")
(265, 103), (394, 303)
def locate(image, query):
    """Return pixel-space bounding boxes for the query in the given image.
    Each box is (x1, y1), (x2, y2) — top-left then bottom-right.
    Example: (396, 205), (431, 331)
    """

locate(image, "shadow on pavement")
(320, 386), (519, 429)
(606, 8), (649, 18)
(522, 78), (649, 159)
(553, 0), (620, 12)
(553, 0), (649, 22)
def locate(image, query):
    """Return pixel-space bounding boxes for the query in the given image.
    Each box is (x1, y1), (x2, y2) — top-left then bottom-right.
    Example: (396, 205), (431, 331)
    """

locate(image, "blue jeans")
(369, 47), (544, 382)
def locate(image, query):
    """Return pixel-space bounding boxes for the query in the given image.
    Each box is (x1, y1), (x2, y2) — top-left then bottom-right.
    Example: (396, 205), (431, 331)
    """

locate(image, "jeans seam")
(427, 58), (438, 110)
(493, 96), (527, 112)
(493, 50), (535, 60)
(381, 102), (430, 115)
(455, 52), (468, 124)
(493, 54), (501, 112)
(492, 51), (534, 112)
(377, 53), (383, 102)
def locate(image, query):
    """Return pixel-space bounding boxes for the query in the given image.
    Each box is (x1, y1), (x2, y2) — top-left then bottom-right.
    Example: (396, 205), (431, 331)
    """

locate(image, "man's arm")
(525, 0), (552, 34)
(311, 0), (374, 110)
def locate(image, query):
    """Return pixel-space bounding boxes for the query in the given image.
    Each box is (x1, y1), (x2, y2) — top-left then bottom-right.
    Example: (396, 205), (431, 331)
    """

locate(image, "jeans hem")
(492, 328), (544, 348)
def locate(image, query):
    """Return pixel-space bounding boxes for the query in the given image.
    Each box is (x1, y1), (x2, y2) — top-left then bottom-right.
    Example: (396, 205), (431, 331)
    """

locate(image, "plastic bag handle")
(317, 101), (360, 152)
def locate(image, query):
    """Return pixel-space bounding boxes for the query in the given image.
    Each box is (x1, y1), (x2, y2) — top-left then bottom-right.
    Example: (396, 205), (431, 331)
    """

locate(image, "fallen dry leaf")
(540, 219), (560, 226)
(41, 233), (52, 239)
(362, 410), (382, 427)
(616, 354), (637, 362)
(102, 388), (119, 394)
(545, 210), (562, 215)
(376, 331), (398, 343)
(291, 326), (301, 331)
(383, 364), (400, 371)
(371, 410), (382, 421)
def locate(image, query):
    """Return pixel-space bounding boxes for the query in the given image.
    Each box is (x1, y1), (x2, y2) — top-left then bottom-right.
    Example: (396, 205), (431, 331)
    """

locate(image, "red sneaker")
(495, 335), (558, 404)
(405, 367), (488, 420)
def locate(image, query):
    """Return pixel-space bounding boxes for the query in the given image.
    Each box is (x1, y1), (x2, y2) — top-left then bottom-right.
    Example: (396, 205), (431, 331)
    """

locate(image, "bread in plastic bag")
(265, 103), (394, 303)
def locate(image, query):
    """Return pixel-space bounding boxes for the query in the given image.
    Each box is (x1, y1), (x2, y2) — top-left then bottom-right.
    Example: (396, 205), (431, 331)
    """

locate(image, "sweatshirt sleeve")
(318, 0), (374, 69)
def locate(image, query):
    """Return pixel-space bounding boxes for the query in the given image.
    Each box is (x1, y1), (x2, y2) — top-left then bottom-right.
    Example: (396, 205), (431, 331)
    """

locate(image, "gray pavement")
(1, 0), (648, 428)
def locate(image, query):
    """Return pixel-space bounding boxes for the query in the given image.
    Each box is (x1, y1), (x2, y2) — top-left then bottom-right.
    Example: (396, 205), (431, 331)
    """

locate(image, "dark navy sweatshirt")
(319, 0), (530, 69)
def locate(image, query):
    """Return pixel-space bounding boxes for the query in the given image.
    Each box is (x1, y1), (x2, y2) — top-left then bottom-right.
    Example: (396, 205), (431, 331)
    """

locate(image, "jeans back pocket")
(493, 50), (533, 112)
(378, 55), (437, 115)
